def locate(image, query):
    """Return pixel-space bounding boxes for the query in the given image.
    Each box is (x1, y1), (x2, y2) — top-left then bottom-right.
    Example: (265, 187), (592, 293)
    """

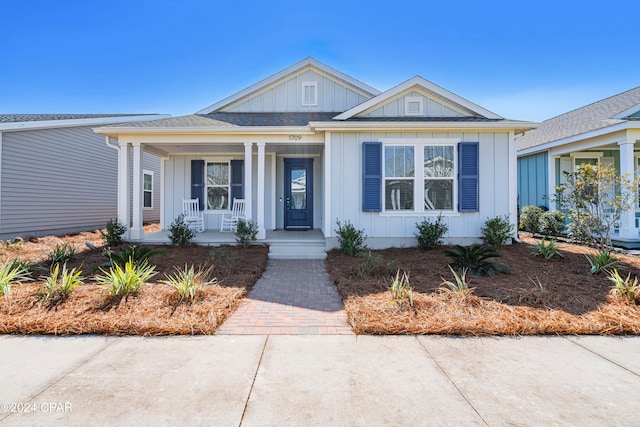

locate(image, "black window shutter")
(458, 142), (479, 212)
(191, 160), (205, 210)
(230, 160), (244, 203)
(362, 142), (382, 212)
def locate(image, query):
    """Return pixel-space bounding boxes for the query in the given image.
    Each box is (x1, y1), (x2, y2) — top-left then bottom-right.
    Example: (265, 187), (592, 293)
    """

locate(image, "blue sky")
(2, 1), (639, 122)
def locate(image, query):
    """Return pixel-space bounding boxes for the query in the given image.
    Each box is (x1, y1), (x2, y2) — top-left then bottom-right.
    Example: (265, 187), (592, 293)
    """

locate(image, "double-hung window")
(384, 146), (415, 210)
(424, 145), (454, 210)
(143, 170), (153, 209)
(206, 161), (230, 210)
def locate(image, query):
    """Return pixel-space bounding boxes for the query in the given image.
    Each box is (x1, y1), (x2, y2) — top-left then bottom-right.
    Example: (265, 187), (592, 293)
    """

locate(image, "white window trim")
(570, 151), (603, 170)
(204, 157), (233, 212)
(143, 169), (153, 210)
(302, 81), (318, 106)
(405, 96), (424, 116)
(380, 138), (460, 214)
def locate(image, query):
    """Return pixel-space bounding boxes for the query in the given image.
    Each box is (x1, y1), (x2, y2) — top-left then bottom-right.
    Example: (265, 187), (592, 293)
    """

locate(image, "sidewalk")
(2, 335), (640, 426)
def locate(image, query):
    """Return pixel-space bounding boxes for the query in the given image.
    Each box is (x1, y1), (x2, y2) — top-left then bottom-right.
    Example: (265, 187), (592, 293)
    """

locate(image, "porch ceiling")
(144, 143), (324, 155)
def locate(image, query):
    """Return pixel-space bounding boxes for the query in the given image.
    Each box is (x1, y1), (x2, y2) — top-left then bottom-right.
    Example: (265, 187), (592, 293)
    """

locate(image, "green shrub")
(3, 238), (23, 251)
(335, 219), (367, 256)
(539, 210), (565, 236)
(103, 245), (166, 268)
(530, 238), (563, 260)
(96, 259), (157, 299)
(443, 244), (506, 276)
(101, 219), (127, 247)
(390, 270), (413, 307)
(210, 247), (237, 273)
(585, 250), (621, 275)
(440, 265), (472, 294)
(47, 243), (77, 266)
(168, 214), (195, 247)
(0, 261), (32, 297)
(356, 250), (395, 277)
(161, 264), (217, 303)
(235, 219), (258, 248)
(415, 215), (448, 250)
(520, 205), (544, 233)
(37, 263), (83, 305)
(481, 215), (515, 246)
(609, 269), (640, 302)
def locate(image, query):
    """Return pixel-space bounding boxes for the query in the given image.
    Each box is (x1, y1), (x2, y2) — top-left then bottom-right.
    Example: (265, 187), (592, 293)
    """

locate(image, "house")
(94, 58), (535, 256)
(0, 114), (168, 240)
(516, 86), (640, 246)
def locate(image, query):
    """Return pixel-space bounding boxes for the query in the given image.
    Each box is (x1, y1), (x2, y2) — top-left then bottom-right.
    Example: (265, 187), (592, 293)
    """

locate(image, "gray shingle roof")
(107, 115), (236, 128)
(202, 112), (340, 126)
(516, 86), (640, 151)
(0, 114), (153, 123)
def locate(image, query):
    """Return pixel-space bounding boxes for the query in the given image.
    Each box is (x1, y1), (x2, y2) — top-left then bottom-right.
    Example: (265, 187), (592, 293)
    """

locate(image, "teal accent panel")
(517, 152), (549, 208)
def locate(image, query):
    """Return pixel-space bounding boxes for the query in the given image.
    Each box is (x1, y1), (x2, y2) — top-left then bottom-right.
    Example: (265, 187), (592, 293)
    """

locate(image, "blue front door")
(284, 158), (313, 229)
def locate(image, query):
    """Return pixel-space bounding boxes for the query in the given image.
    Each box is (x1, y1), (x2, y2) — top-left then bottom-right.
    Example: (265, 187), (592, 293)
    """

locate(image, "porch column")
(617, 138), (638, 239)
(256, 142), (266, 239)
(244, 142), (253, 221)
(323, 131), (332, 238)
(508, 131), (518, 238)
(130, 142), (144, 240)
(117, 141), (130, 239)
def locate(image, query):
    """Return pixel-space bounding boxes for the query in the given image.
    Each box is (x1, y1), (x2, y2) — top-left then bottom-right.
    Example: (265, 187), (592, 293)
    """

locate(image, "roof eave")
(310, 120), (538, 132)
(93, 125), (314, 137)
(0, 115), (170, 132)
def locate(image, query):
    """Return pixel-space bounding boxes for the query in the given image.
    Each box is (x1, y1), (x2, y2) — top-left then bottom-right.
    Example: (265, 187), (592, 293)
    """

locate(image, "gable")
(359, 89), (472, 118)
(628, 110), (640, 119)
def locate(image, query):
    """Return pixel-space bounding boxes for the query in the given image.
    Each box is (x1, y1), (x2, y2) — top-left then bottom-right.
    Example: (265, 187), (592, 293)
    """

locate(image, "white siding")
(224, 70), (370, 112)
(363, 90), (468, 118)
(127, 148), (161, 223)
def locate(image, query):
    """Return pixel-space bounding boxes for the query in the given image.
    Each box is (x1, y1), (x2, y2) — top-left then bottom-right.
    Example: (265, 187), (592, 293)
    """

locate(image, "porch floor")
(134, 228), (326, 245)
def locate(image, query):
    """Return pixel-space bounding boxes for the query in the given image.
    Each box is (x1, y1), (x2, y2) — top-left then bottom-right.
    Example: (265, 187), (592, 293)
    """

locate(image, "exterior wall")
(224, 69), (370, 113)
(327, 131), (512, 248)
(363, 90), (466, 118)
(127, 148), (161, 223)
(518, 152), (548, 209)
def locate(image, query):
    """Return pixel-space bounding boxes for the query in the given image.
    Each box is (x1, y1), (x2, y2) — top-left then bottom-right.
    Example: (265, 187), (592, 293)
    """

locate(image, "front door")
(284, 158), (313, 229)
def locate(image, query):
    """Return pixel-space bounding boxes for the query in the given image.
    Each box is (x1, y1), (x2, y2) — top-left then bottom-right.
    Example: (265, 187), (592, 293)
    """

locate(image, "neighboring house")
(0, 114), (168, 240)
(94, 57), (535, 251)
(516, 86), (640, 246)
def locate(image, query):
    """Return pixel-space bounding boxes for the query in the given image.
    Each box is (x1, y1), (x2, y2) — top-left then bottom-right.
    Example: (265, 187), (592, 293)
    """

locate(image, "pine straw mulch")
(0, 225), (268, 335)
(326, 234), (640, 335)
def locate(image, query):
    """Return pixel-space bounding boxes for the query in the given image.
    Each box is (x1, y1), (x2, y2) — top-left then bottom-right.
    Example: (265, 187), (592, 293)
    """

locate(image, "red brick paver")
(217, 259), (353, 335)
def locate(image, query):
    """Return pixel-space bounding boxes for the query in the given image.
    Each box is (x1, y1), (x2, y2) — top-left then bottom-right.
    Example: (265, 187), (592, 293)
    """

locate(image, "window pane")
(290, 168), (306, 210)
(385, 146), (414, 177)
(143, 174), (152, 191)
(207, 163), (229, 186)
(424, 180), (453, 210)
(207, 187), (229, 210)
(424, 146), (453, 177)
(385, 179), (414, 210)
(143, 191), (152, 208)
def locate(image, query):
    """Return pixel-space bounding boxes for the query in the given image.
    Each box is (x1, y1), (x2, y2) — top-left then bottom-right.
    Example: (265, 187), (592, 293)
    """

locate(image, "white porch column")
(130, 142), (144, 240)
(256, 142), (266, 239)
(323, 131), (332, 238)
(508, 131), (518, 238)
(548, 152), (557, 209)
(117, 141), (130, 239)
(244, 142), (253, 221)
(618, 138), (638, 239)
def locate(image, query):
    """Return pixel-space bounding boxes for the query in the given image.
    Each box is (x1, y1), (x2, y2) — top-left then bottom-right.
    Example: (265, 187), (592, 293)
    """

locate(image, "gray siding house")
(0, 114), (167, 240)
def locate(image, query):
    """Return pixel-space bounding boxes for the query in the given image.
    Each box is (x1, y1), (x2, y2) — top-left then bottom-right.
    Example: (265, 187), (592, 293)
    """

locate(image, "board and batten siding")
(517, 152), (549, 209)
(328, 131), (511, 248)
(363, 90), (467, 118)
(223, 69), (370, 113)
(0, 126), (160, 239)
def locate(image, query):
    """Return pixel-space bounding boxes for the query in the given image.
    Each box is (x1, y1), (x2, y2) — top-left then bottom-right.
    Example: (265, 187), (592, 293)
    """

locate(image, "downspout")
(105, 136), (119, 151)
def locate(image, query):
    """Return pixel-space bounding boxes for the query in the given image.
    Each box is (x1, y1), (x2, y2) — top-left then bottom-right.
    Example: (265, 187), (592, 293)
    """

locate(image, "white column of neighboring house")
(256, 142), (266, 239)
(244, 142), (253, 221)
(117, 140), (130, 239)
(618, 137), (638, 239)
(130, 142), (144, 240)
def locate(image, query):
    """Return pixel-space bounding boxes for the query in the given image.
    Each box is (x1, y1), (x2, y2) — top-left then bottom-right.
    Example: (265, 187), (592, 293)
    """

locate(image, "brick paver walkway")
(216, 259), (353, 335)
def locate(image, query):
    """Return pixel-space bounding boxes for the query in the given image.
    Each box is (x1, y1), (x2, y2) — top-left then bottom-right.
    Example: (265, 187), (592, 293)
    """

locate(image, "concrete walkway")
(217, 259), (352, 335)
(2, 335), (640, 426)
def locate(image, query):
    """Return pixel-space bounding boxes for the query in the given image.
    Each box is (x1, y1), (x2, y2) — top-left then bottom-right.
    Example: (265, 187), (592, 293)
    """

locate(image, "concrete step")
(268, 241), (327, 259)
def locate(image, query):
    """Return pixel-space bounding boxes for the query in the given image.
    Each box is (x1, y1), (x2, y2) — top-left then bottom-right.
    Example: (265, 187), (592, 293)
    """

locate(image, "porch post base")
(257, 227), (266, 240)
(129, 228), (144, 240)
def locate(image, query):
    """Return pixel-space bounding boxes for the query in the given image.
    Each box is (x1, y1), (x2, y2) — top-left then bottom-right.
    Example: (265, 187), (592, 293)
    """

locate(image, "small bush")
(356, 250), (395, 277)
(530, 238), (563, 260)
(104, 245), (166, 268)
(168, 214), (195, 247)
(101, 219), (127, 247)
(210, 247), (237, 274)
(440, 265), (472, 294)
(415, 215), (449, 250)
(335, 219), (367, 256)
(481, 215), (515, 246)
(390, 270), (413, 307)
(161, 264), (217, 303)
(235, 219), (258, 248)
(539, 210), (565, 236)
(0, 261), (32, 297)
(3, 238), (23, 251)
(609, 269), (640, 302)
(585, 250), (621, 275)
(47, 243), (76, 266)
(96, 259), (157, 299)
(37, 263), (83, 305)
(443, 244), (506, 276)
(520, 206), (544, 233)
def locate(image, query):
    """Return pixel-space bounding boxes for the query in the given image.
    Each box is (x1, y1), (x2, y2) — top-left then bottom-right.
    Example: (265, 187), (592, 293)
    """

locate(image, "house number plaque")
(288, 134), (302, 141)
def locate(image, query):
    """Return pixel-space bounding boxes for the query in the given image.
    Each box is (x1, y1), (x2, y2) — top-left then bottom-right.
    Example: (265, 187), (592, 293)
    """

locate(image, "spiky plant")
(0, 261), (32, 297)
(440, 265), (472, 294)
(585, 250), (620, 275)
(442, 244), (502, 276)
(161, 264), (217, 303)
(37, 263), (83, 304)
(96, 259), (157, 299)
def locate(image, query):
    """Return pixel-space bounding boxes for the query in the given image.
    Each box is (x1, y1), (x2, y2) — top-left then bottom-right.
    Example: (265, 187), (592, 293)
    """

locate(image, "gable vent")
(405, 96), (424, 116)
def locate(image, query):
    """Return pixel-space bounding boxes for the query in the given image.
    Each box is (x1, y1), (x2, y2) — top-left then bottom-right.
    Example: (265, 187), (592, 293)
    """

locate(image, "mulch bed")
(0, 226), (268, 335)
(326, 235), (640, 335)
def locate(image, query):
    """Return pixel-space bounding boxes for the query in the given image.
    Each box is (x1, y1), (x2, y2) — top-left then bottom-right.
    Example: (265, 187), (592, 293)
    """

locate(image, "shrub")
(530, 238), (563, 260)
(585, 250), (621, 275)
(5, 258), (35, 277)
(390, 270), (413, 307)
(235, 219), (258, 248)
(0, 261), (32, 297)
(101, 219), (127, 247)
(539, 210), (565, 236)
(161, 264), (217, 303)
(481, 215), (515, 247)
(356, 250), (395, 277)
(47, 243), (77, 266)
(335, 219), (367, 256)
(520, 205), (545, 233)
(96, 259), (157, 299)
(168, 214), (195, 247)
(37, 263), (83, 305)
(210, 247), (237, 274)
(609, 269), (640, 302)
(3, 238), (23, 251)
(415, 215), (449, 250)
(104, 245), (166, 268)
(442, 244), (506, 276)
(440, 265), (472, 294)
